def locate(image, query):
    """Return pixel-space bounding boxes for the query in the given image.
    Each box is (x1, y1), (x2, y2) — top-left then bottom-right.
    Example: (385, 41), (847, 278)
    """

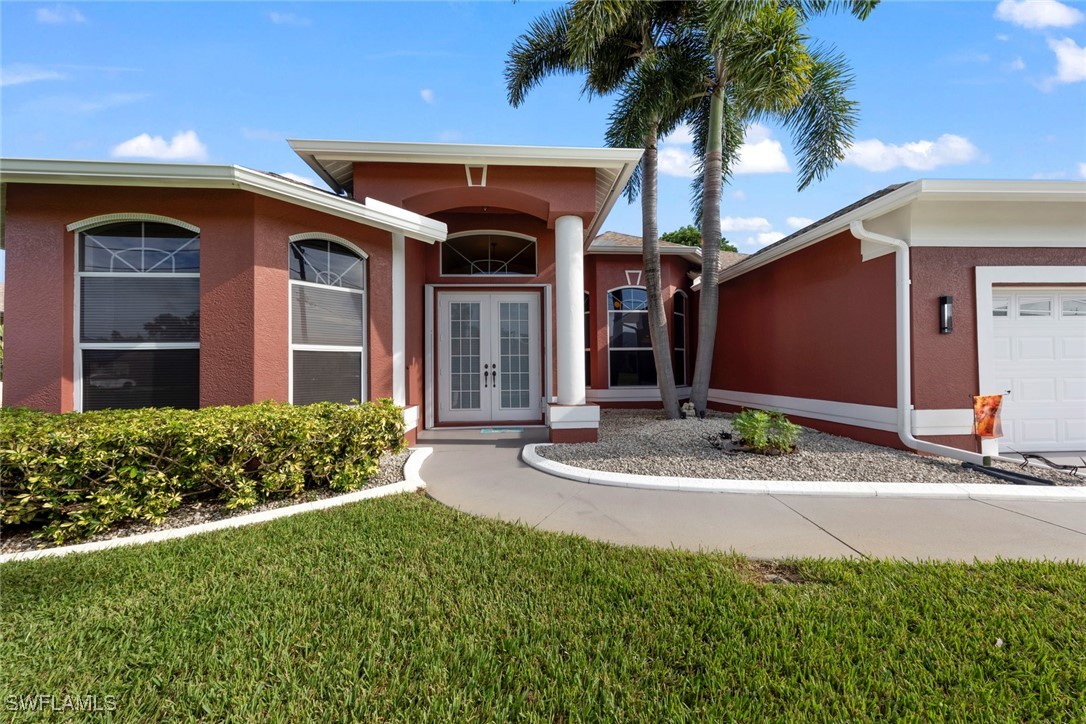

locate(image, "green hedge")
(1, 400), (405, 544)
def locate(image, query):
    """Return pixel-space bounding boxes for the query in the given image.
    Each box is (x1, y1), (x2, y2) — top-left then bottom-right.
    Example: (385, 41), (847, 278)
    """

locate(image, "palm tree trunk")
(691, 66), (725, 417)
(642, 122), (681, 419)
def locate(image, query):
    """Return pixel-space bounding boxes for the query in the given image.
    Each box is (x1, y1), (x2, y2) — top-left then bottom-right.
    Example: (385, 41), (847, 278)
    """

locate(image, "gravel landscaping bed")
(0, 448), (414, 554)
(538, 410), (1084, 487)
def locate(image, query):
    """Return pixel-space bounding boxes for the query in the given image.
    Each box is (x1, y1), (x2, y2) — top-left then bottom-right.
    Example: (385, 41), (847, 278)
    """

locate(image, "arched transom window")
(77, 221), (200, 410)
(607, 286), (656, 387)
(440, 231), (537, 276)
(289, 237), (367, 404)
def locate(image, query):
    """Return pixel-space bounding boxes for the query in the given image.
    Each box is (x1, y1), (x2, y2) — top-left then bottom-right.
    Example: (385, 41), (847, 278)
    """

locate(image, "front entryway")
(437, 291), (542, 423)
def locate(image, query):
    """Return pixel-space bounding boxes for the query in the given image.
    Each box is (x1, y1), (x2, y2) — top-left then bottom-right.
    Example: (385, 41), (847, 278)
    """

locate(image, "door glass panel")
(1061, 296), (1086, 317)
(449, 302), (481, 410)
(499, 301), (531, 409)
(1018, 297), (1052, 317)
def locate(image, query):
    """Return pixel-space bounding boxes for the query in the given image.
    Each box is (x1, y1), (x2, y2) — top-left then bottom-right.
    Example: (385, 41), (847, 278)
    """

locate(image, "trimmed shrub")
(0, 400), (405, 544)
(731, 408), (800, 455)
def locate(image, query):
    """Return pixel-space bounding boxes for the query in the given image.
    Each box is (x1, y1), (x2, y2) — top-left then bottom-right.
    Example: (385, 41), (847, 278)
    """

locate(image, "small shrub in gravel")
(0, 400), (405, 544)
(730, 408), (800, 455)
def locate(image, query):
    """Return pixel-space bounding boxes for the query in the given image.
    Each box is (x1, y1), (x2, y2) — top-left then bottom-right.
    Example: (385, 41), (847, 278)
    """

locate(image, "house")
(1, 141), (701, 443)
(708, 180), (1086, 457)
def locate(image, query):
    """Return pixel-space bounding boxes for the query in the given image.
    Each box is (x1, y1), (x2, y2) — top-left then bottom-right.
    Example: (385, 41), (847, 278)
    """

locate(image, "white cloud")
(420, 88), (435, 104)
(995, 0), (1083, 28)
(664, 124), (693, 144)
(1078, 162), (1086, 178)
(1047, 37), (1086, 85)
(721, 216), (773, 233)
(844, 133), (981, 172)
(754, 231), (785, 245)
(730, 190), (747, 201)
(786, 216), (815, 229)
(996, 33), (1012, 41)
(111, 130), (208, 161)
(0, 63), (65, 86)
(36, 4), (86, 23)
(269, 11), (311, 26)
(279, 172), (319, 186)
(1008, 57), (1027, 71)
(658, 144), (697, 177)
(734, 124), (791, 174)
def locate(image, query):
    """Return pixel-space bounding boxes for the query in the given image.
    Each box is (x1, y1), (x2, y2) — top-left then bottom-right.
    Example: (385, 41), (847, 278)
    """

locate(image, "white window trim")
(606, 285), (655, 389)
(975, 266), (1086, 397)
(73, 219), (200, 412)
(288, 238), (368, 405)
(68, 213), (200, 234)
(440, 229), (538, 278)
(584, 291), (591, 389)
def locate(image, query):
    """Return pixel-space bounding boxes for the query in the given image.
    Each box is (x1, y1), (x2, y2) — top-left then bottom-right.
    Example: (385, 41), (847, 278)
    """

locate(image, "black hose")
(961, 462), (1055, 486)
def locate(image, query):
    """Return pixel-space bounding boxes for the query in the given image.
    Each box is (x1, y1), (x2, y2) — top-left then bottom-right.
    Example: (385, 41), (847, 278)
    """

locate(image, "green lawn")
(2, 493), (1083, 720)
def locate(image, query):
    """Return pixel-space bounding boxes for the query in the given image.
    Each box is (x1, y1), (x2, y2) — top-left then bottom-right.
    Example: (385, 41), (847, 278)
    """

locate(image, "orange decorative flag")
(973, 395), (1003, 438)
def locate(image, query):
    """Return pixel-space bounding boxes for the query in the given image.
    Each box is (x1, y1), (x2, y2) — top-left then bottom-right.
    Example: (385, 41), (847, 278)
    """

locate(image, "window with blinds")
(77, 221), (200, 410)
(289, 238), (367, 405)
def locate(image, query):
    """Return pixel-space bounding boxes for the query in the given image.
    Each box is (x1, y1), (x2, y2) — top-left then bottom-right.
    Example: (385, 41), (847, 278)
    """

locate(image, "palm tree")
(687, 0), (876, 416)
(506, 2), (699, 419)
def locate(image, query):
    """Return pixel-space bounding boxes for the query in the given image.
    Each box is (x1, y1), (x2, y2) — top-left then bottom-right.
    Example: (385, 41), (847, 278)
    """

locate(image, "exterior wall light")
(940, 295), (953, 334)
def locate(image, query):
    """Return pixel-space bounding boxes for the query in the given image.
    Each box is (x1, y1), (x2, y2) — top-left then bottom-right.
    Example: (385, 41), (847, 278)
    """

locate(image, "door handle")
(483, 364), (490, 388)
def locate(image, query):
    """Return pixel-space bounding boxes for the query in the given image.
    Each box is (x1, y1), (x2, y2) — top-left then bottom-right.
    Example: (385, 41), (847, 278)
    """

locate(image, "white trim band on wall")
(67, 213), (200, 233)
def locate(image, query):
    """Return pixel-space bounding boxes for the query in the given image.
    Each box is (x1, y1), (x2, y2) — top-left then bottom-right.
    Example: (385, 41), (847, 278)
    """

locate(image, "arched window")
(441, 231), (537, 276)
(289, 236), (367, 404)
(673, 291), (687, 386)
(607, 286), (656, 387)
(77, 220), (200, 410)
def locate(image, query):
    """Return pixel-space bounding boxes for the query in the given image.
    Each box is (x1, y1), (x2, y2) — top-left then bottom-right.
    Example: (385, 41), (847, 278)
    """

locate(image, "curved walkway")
(419, 429), (1086, 562)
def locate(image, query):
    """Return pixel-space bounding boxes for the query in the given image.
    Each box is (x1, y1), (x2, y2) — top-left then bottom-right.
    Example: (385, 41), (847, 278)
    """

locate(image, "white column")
(391, 233), (406, 406)
(555, 214), (586, 405)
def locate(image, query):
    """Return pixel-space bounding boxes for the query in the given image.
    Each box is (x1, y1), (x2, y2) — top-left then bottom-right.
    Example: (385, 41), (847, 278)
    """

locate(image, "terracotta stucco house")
(1, 143), (1082, 458)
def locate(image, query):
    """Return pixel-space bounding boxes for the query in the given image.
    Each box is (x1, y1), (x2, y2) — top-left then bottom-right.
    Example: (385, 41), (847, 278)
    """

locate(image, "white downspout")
(849, 220), (988, 465)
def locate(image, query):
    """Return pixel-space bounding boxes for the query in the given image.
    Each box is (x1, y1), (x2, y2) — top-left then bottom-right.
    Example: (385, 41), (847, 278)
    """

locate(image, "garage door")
(990, 288), (1086, 453)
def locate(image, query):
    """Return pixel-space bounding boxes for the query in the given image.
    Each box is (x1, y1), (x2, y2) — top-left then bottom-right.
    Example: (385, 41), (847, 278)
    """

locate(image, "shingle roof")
(591, 231), (749, 269)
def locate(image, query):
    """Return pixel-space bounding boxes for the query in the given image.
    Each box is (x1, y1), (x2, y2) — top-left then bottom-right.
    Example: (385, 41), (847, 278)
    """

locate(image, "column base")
(546, 403), (600, 443)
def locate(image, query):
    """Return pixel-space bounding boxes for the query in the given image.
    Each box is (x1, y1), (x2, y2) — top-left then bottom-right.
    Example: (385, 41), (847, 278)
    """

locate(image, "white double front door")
(438, 292), (542, 423)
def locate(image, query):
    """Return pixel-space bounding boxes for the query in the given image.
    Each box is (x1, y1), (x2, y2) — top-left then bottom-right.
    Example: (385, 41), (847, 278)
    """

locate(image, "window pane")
(293, 351), (362, 405)
(610, 350), (657, 387)
(1062, 297), (1086, 317)
(992, 296), (1009, 317)
(608, 288), (647, 311)
(674, 293), (686, 315)
(83, 348), (199, 410)
(1019, 297), (1052, 317)
(674, 313), (685, 349)
(585, 350), (591, 389)
(81, 222), (199, 273)
(673, 350), (686, 386)
(81, 277), (200, 342)
(441, 234), (536, 276)
(291, 285), (365, 346)
(609, 311), (651, 348)
(290, 240), (365, 290)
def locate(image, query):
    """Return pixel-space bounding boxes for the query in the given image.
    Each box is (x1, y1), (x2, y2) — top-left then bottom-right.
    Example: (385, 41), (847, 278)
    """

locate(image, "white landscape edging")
(0, 447), (434, 564)
(521, 444), (1086, 502)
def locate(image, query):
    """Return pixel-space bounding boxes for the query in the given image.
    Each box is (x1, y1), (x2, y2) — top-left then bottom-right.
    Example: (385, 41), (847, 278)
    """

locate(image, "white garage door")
(991, 288), (1086, 453)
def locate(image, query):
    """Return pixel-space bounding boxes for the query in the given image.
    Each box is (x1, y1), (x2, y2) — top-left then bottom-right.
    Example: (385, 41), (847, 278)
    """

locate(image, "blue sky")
(2, 0), (1085, 281)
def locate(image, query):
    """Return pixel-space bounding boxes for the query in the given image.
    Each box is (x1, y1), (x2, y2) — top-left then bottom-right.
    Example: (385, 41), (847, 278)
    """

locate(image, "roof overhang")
(717, 179), (1086, 285)
(288, 139), (643, 243)
(0, 158), (448, 244)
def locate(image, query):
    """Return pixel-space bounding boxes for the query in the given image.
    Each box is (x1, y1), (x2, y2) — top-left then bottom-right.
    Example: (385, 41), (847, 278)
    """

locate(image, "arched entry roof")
(288, 139), (642, 242)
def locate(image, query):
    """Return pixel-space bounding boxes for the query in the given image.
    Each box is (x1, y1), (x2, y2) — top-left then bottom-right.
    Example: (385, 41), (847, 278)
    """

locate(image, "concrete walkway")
(419, 429), (1086, 562)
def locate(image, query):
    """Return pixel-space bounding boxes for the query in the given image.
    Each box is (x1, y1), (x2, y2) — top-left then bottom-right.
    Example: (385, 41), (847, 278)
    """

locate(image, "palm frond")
(505, 7), (579, 107)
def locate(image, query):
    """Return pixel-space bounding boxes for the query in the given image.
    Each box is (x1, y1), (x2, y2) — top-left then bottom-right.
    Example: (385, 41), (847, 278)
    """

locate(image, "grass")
(2, 494), (1084, 720)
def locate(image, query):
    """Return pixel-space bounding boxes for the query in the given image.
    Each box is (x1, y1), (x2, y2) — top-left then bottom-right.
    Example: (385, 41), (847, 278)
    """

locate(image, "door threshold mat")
(481, 427), (524, 434)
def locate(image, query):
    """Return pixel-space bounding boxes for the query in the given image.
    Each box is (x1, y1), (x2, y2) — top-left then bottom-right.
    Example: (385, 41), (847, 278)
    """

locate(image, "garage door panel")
(1062, 336), (1086, 359)
(1017, 337), (1055, 361)
(1064, 377), (1086, 402)
(1016, 378), (1057, 403)
(993, 337), (1012, 360)
(1066, 419), (1086, 445)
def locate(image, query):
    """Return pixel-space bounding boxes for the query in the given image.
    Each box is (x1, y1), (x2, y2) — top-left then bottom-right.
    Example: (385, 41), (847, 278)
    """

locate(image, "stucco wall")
(2, 183), (395, 412)
(711, 229), (898, 407)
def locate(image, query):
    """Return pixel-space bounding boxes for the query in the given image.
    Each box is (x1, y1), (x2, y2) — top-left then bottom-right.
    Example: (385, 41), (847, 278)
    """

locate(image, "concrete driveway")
(419, 429), (1086, 562)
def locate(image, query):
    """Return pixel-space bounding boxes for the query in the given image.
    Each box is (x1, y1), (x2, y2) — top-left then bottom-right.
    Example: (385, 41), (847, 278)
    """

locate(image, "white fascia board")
(716, 182), (922, 285)
(587, 246), (702, 265)
(288, 138), (643, 168)
(586, 159), (641, 244)
(0, 158), (447, 243)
